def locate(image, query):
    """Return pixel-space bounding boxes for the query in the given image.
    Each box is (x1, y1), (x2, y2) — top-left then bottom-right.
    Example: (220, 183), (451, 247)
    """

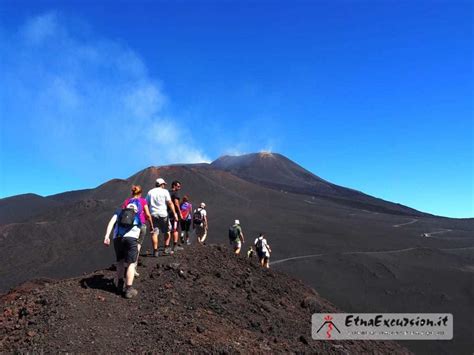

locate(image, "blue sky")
(0, 0), (472, 218)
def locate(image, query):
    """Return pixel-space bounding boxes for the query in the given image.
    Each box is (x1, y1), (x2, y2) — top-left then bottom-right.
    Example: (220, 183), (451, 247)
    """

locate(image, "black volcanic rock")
(0, 245), (410, 354)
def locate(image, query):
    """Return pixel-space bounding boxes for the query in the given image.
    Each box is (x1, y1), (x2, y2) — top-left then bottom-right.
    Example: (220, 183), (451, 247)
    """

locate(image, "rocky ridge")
(0, 244), (409, 353)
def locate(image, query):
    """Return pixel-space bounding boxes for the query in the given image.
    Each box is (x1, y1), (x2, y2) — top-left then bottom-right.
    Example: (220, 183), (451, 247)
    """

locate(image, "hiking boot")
(173, 245), (184, 252)
(124, 287), (138, 299)
(186, 240), (191, 246)
(116, 279), (124, 295)
(163, 247), (174, 256)
(153, 250), (159, 258)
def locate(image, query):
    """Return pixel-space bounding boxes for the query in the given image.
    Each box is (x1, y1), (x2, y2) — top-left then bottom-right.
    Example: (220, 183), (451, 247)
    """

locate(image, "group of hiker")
(103, 177), (272, 299)
(227, 220), (272, 268)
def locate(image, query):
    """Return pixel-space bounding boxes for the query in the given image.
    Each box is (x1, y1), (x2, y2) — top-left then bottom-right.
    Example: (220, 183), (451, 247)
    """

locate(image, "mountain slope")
(0, 194), (61, 225)
(0, 244), (409, 354)
(211, 153), (425, 216)
(1, 153), (473, 354)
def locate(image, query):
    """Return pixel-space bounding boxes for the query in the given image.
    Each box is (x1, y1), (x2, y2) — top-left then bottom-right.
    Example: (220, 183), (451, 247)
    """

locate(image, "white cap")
(126, 203), (138, 212)
(234, 219), (240, 225)
(200, 202), (206, 208)
(156, 178), (167, 186)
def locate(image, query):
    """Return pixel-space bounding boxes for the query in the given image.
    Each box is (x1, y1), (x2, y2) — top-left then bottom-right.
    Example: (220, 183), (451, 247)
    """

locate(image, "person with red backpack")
(180, 195), (193, 245)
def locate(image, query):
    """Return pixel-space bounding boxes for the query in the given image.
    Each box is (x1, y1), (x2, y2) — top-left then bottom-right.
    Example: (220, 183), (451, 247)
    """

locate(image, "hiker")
(103, 202), (142, 299)
(146, 178), (178, 256)
(169, 180), (184, 252)
(193, 202), (208, 244)
(254, 233), (272, 268)
(228, 219), (244, 254)
(180, 195), (193, 245)
(247, 246), (255, 258)
(121, 185), (154, 276)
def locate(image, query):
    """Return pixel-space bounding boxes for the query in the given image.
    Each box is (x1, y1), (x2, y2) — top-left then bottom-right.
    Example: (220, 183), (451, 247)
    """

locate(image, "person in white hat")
(228, 219), (245, 254)
(146, 178), (178, 256)
(193, 202), (208, 244)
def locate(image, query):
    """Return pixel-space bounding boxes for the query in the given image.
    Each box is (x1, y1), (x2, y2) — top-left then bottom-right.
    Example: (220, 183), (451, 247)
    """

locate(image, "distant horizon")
(0, 1), (472, 218)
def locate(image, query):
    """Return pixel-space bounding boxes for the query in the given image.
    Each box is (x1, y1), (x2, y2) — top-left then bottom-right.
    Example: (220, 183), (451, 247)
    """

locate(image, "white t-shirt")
(254, 237), (270, 255)
(146, 187), (171, 217)
(114, 225), (140, 240)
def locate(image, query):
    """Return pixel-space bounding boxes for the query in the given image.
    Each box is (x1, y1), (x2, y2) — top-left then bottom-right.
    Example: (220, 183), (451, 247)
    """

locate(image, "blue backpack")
(118, 198), (142, 230)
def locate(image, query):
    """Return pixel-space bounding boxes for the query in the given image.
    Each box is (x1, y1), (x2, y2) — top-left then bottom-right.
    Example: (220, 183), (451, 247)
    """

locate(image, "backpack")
(228, 225), (239, 241)
(181, 202), (191, 220)
(193, 208), (203, 225)
(255, 237), (264, 252)
(118, 198), (142, 230)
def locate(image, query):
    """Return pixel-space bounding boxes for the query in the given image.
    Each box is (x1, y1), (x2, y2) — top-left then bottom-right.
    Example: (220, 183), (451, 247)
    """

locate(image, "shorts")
(257, 251), (269, 261)
(169, 218), (179, 232)
(113, 237), (138, 264)
(195, 225), (206, 238)
(231, 239), (242, 250)
(152, 216), (170, 234)
(180, 219), (191, 232)
(138, 224), (147, 244)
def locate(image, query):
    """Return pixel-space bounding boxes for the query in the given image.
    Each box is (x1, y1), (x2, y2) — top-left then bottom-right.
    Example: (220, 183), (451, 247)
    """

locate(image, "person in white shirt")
(146, 178), (178, 256)
(103, 203), (142, 299)
(193, 202), (208, 244)
(254, 233), (272, 268)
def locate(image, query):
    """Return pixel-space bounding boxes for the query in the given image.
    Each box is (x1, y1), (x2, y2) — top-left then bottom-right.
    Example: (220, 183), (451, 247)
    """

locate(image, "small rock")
(196, 325), (205, 333)
(300, 297), (322, 313)
(250, 320), (260, 329)
(27, 330), (36, 337)
(170, 263), (181, 270)
(18, 307), (29, 318)
(299, 335), (309, 345)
